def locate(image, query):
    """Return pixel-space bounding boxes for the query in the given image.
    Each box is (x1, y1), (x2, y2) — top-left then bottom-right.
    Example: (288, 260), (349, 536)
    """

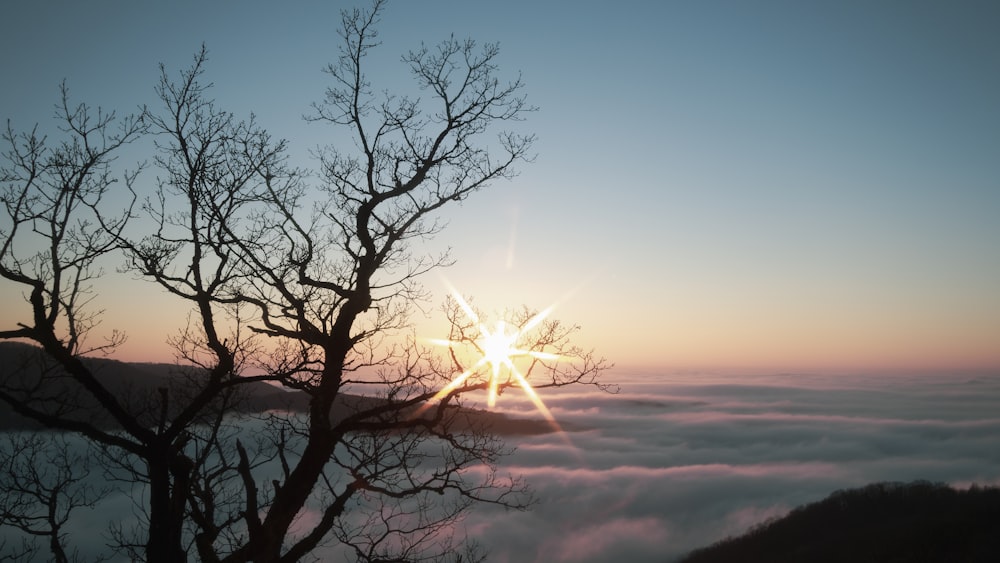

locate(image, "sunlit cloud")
(653, 411), (1000, 427)
(484, 461), (851, 483)
(538, 517), (670, 563)
(6, 371), (1000, 562)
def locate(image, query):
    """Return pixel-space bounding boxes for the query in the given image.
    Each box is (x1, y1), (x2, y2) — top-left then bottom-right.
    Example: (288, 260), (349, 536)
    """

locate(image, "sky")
(2, 1), (999, 373)
(2, 3), (1000, 561)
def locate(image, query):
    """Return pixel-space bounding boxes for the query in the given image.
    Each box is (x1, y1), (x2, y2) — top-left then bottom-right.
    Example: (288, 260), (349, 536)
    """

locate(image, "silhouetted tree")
(0, 433), (109, 563)
(0, 2), (609, 561)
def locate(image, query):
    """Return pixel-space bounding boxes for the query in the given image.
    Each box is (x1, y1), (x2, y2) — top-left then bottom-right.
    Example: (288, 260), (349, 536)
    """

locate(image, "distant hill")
(0, 341), (563, 435)
(677, 481), (1000, 563)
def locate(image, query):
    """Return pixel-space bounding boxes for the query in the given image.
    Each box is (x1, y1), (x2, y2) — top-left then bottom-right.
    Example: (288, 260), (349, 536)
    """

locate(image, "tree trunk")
(246, 346), (349, 562)
(146, 459), (188, 563)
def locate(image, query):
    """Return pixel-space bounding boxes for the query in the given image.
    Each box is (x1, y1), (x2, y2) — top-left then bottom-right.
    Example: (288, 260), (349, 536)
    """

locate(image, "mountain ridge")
(0, 341), (563, 435)
(677, 480), (1000, 563)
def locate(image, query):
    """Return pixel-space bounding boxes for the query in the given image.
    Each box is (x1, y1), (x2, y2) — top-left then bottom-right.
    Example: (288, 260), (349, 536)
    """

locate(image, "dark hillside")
(0, 341), (291, 430)
(678, 481), (1000, 563)
(0, 342), (562, 435)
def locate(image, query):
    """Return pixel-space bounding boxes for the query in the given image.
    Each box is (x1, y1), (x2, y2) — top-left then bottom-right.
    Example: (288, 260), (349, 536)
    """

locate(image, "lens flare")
(422, 289), (561, 427)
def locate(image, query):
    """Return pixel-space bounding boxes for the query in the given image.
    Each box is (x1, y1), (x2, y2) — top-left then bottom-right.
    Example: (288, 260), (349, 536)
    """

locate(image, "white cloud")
(3, 371), (999, 561)
(463, 371), (1000, 561)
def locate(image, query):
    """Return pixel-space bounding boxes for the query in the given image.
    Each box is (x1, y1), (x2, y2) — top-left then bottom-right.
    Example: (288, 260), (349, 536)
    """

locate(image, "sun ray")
(443, 281), (479, 324)
(411, 365), (481, 418)
(431, 367), (477, 403)
(521, 305), (554, 333)
(528, 350), (561, 361)
(509, 365), (561, 431)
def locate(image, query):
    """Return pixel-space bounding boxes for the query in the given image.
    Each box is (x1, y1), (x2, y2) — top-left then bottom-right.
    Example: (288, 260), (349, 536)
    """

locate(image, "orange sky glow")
(2, 1), (998, 378)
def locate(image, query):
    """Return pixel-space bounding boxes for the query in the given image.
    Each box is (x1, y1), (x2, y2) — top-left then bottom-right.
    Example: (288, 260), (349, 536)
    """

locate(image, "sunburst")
(423, 289), (561, 425)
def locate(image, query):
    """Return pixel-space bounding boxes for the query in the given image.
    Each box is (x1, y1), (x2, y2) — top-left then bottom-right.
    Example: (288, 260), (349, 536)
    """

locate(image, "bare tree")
(0, 82), (141, 356)
(0, 82), (144, 441)
(0, 433), (109, 563)
(0, 2), (610, 561)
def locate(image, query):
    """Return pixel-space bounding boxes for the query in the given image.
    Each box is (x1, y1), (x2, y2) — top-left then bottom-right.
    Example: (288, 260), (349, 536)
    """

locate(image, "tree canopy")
(0, 2), (610, 561)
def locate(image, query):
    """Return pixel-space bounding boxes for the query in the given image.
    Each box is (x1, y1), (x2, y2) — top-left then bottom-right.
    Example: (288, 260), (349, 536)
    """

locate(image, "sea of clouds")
(3, 370), (999, 562)
(464, 370), (1000, 562)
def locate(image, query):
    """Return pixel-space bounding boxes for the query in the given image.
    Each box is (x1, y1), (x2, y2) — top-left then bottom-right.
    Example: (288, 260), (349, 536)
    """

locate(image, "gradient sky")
(2, 0), (998, 373)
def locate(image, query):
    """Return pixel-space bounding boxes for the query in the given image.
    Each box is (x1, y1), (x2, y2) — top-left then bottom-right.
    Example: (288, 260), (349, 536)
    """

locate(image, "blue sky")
(2, 0), (999, 372)
(3, 4), (1000, 561)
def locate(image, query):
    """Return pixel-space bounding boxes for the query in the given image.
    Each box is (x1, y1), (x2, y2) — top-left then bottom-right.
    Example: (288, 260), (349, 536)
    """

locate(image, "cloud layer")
(2, 371), (997, 562)
(462, 371), (1000, 562)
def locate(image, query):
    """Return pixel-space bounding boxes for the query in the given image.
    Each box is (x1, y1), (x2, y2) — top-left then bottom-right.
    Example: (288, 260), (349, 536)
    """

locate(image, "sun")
(423, 289), (561, 425)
